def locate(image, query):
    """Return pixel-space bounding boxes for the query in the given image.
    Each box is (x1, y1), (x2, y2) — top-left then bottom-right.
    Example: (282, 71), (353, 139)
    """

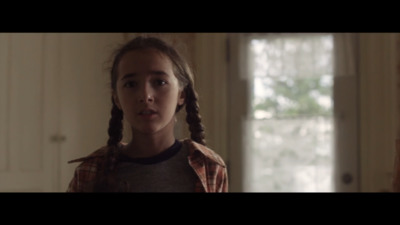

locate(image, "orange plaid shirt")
(66, 139), (228, 192)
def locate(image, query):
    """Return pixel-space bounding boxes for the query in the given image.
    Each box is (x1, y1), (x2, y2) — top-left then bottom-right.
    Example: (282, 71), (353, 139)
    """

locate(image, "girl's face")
(113, 48), (185, 136)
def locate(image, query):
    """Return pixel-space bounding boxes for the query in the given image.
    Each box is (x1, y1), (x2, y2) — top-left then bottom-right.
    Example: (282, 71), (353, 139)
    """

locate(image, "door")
(0, 33), (59, 191)
(0, 33), (125, 192)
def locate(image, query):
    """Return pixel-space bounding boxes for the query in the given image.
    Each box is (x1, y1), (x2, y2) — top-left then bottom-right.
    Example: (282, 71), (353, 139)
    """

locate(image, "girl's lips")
(140, 114), (156, 118)
(138, 109), (158, 119)
(138, 108), (157, 115)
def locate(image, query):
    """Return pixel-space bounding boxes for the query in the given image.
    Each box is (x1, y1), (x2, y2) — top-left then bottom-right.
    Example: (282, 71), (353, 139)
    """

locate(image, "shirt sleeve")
(66, 160), (98, 192)
(66, 168), (80, 192)
(217, 165), (229, 192)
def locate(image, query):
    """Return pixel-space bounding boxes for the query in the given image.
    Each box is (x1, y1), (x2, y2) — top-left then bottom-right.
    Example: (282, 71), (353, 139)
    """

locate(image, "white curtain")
(239, 33), (334, 80)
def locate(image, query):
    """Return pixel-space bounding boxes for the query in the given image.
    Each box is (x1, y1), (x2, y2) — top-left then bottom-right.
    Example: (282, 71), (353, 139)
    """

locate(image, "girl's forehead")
(119, 49), (172, 68)
(117, 48), (175, 78)
(123, 48), (169, 61)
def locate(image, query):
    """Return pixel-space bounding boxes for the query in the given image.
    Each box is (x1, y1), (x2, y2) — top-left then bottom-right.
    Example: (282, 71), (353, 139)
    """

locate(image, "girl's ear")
(113, 92), (122, 110)
(178, 88), (186, 106)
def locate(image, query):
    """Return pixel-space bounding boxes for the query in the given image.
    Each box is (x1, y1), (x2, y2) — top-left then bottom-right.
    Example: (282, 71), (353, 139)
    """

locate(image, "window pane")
(245, 33), (334, 192)
(247, 118), (333, 192)
(253, 75), (333, 119)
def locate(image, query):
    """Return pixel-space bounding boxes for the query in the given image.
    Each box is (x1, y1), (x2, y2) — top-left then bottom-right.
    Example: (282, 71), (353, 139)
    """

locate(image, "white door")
(0, 33), (59, 191)
(0, 33), (124, 192)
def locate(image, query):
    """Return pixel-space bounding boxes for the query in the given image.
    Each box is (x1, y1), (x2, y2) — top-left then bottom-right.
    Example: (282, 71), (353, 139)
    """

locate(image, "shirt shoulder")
(66, 146), (112, 192)
(183, 139), (226, 167)
(68, 146), (110, 164)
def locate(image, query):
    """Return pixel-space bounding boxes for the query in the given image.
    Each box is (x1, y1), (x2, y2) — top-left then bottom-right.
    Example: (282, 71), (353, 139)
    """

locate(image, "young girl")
(66, 36), (228, 192)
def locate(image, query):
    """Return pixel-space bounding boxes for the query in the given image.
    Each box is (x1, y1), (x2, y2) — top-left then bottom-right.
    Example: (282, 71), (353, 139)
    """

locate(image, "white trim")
(226, 33), (250, 192)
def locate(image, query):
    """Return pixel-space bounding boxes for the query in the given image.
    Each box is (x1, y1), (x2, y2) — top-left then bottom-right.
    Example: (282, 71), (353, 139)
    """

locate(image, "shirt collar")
(69, 139), (226, 168)
(183, 139), (226, 167)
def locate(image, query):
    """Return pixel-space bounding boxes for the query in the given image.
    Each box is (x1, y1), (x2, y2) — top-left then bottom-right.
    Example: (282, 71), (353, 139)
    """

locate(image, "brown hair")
(94, 36), (206, 191)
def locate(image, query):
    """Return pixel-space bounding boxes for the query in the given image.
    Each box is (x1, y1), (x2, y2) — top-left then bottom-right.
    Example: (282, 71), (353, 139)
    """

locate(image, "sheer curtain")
(247, 33), (332, 77)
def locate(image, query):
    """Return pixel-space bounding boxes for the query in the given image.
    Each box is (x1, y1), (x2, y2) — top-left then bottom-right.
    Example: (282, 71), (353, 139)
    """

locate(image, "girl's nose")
(138, 83), (154, 103)
(139, 94), (154, 103)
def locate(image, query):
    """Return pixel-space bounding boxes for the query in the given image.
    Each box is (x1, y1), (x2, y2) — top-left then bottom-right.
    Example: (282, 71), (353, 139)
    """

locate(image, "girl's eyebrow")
(121, 71), (167, 80)
(150, 70), (168, 76)
(121, 73), (136, 80)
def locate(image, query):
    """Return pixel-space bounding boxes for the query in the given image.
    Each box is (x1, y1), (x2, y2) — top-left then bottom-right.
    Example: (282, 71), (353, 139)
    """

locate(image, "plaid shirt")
(66, 139), (228, 192)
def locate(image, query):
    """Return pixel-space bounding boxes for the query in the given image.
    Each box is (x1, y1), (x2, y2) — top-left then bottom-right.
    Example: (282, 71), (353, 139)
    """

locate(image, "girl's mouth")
(138, 109), (158, 119)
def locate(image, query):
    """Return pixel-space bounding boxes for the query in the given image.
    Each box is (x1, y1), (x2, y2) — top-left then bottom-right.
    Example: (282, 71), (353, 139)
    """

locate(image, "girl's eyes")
(123, 81), (137, 88)
(155, 79), (167, 86)
(123, 80), (168, 88)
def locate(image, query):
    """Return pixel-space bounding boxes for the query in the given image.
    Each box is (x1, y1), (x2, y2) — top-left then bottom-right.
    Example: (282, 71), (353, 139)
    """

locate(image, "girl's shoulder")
(68, 146), (109, 164)
(182, 139), (226, 168)
(68, 142), (126, 164)
(66, 146), (111, 192)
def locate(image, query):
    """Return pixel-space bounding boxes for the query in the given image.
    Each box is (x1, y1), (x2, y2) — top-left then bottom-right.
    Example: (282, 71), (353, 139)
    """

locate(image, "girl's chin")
(135, 127), (161, 134)
(132, 125), (169, 136)
(130, 118), (176, 135)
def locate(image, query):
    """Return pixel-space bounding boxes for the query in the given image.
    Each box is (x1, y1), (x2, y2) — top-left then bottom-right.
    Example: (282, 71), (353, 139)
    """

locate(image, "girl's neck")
(124, 130), (176, 159)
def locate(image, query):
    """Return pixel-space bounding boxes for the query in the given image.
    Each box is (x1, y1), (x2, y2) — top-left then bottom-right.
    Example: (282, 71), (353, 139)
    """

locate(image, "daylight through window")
(245, 33), (334, 192)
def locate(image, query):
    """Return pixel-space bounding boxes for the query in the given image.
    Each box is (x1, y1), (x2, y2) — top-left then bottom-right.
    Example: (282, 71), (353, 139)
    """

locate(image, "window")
(228, 33), (340, 192)
(247, 34), (334, 192)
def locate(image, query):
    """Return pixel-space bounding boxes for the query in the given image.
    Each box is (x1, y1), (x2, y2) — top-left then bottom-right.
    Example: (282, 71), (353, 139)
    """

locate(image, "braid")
(94, 97), (123, 192)
(107, 97), (123, 147)
(105, 97), (123, 172)
(185, 84), (206, 146)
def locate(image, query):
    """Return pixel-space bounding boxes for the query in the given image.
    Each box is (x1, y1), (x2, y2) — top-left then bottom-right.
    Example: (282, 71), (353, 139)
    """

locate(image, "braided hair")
(95, 36), (206, 191)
